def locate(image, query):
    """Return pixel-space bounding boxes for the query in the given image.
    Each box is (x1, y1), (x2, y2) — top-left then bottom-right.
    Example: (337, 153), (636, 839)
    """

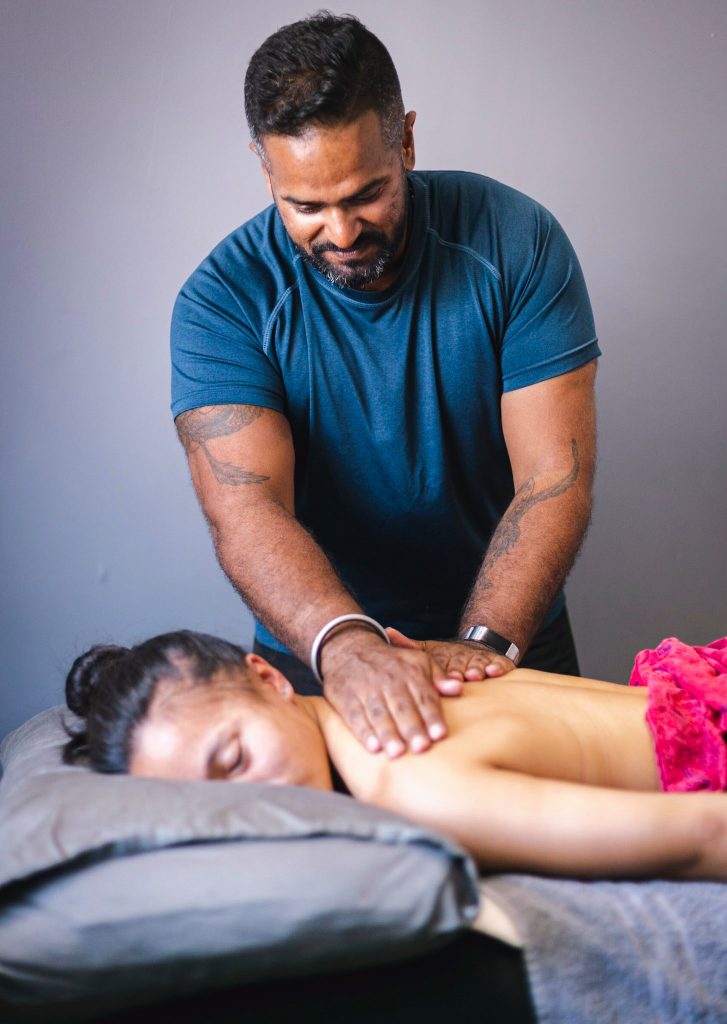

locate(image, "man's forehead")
(261, 112), (396, 197)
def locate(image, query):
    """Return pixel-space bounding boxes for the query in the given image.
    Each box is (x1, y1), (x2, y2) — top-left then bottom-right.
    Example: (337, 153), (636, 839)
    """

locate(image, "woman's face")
(128, 655), (332, 790)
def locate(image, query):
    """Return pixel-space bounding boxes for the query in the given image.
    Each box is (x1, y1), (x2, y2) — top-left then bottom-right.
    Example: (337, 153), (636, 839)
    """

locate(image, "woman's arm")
(364, 753), (727, 880)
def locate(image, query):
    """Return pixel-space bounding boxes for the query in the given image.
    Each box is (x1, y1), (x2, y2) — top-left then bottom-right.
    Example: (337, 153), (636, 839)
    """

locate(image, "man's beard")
(295, 190), (409, 290)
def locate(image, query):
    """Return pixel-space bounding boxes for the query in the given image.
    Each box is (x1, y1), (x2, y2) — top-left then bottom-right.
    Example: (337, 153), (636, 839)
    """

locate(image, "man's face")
(257, 110), (416, 291)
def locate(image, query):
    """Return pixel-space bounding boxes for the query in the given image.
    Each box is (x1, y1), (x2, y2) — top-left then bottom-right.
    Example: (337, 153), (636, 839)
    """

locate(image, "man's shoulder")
(177, 204), (297, 312)
(417, 169), (543, 219)
(415, 170), (564, 266)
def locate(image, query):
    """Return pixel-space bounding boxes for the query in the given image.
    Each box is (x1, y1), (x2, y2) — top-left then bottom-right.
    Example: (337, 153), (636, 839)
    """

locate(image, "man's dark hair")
(244, 11), (405, 154)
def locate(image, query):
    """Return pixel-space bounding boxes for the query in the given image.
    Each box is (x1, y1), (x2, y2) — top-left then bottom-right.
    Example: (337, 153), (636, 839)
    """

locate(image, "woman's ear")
(244, 653), (295, 701)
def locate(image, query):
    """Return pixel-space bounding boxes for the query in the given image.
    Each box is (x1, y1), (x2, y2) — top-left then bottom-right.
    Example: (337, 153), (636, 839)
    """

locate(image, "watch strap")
(460, 625), (520, 663)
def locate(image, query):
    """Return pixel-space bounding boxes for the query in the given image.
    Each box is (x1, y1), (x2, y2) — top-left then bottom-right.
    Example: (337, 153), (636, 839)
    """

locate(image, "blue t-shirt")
(171, 171), (599, 650)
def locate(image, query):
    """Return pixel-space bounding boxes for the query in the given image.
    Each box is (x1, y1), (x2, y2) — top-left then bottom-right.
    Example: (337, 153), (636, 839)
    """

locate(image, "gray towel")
(484, 875), (727, 1023)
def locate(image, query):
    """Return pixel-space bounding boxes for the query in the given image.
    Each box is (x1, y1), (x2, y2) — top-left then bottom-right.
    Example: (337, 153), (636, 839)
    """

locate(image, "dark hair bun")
(65, 645), (129, 718)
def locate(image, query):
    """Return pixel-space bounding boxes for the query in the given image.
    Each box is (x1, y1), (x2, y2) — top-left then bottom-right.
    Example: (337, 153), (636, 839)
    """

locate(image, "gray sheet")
(485, 875), (727, 1024)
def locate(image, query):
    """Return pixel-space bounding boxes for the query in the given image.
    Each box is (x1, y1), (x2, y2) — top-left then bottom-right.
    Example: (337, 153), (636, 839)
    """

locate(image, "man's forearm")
(212, 496), (365, 663)
(175, 403), (453, 753)
(212, 497), (458, 756)
(175, 404), (372, 665)
(460, 439), (592, 652)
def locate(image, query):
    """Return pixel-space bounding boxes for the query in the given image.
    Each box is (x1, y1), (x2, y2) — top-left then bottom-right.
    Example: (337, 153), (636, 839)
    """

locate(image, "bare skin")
(129, 655), (727, 881)
(175, 109), (597, 754)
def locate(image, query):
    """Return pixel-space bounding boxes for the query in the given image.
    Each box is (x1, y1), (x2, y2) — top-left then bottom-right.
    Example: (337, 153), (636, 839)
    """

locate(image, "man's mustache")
(312, 231), (387, 256)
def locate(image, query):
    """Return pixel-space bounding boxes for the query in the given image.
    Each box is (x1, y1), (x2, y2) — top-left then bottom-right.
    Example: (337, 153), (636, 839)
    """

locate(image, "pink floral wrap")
(629, 636), (727, 792)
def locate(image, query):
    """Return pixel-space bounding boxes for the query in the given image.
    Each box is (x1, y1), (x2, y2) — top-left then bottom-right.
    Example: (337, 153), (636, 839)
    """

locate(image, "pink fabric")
(629, 636), (727, 792)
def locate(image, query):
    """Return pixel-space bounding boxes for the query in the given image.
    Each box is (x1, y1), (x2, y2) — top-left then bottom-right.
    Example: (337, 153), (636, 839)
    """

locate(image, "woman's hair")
(64, 630), (250, 773)
(244, 11), (405, 154)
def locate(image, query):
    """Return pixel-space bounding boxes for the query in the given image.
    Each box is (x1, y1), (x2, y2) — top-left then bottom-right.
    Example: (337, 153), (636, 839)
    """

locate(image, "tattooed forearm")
(472, 438), (582, 600)
(175, 405), (270, 486)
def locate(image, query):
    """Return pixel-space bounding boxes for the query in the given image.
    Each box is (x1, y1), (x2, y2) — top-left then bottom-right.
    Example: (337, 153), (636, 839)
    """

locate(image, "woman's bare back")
(442, 669), (659, 790)
(315, 669), (660, 801)
(313, 670), (727, 880)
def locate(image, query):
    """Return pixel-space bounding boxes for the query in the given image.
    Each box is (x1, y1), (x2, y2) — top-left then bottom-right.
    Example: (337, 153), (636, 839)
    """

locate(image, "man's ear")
(401, 110), (416, 172)
(248, 141), (274, 197)
(244, 652), (294, 700)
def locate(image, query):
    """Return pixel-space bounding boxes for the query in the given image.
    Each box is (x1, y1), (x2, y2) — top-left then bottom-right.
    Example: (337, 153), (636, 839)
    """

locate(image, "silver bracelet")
(310, 613), (390, 684)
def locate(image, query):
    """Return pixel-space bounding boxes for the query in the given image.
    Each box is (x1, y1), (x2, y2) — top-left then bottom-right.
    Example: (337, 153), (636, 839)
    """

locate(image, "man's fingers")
(347, 680), (444, 756)
(385, 627), (421, 650)
(434, 676), (464, 696)
(406, 679), (448, 744)
(323, 647), (451, 755)
(455, 646), (496, 678)
(331, 694), (383, 753)
(485, 656), (516, 677)
(427, 652), (465, 696)
(367, 693), (410, 758)
(429, 641), (518, 681)
(374, 682), (434, 755)
(329, 682), (415, 758)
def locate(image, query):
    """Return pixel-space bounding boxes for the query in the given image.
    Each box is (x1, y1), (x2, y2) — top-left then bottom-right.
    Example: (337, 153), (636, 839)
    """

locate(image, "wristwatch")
(460, 625), (520, 663)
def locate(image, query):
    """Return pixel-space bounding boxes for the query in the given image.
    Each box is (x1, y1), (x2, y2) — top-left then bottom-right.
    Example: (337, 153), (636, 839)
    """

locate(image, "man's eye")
(295, 205), (321, 215)
(351, 190), (380, 205)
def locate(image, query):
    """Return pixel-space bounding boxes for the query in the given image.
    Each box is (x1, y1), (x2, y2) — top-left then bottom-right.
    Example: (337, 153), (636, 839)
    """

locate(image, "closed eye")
(293, 188), (384, 216)
(210, 737), (245, 779)
(346, 189), (382, 207)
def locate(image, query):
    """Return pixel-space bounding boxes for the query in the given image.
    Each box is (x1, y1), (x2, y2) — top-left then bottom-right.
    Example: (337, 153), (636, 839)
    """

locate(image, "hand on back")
(319, 628), (464, 758)
(387, 628), (516, 680)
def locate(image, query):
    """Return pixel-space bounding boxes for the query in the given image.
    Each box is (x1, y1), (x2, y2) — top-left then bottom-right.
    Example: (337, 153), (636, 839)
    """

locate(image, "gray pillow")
(0, 707), (479, 1022)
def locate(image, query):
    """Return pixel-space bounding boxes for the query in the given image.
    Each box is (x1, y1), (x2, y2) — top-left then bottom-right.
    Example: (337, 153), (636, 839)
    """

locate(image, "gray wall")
(2, 0), (725, 738)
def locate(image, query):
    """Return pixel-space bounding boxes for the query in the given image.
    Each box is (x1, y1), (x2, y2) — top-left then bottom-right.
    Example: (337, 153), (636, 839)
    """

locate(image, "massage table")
(1, 707), (724, 1023)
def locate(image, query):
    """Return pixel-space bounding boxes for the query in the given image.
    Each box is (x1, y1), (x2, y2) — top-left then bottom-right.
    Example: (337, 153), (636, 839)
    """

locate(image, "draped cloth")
(629, 636), (727, 792)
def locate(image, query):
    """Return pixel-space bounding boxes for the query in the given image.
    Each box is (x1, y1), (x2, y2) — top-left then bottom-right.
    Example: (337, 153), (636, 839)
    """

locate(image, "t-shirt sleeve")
(170, 263), (286, 419)
(500, 206), (600, 392)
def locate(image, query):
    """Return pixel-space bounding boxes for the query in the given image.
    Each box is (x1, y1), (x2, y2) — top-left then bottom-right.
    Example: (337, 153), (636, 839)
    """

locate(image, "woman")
(64, 629), (727, 880)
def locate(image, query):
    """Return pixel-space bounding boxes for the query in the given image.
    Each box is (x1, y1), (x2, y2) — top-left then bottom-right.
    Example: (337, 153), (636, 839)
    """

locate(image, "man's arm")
(176, 404), (461, 756)
(421, 360), (597, 680)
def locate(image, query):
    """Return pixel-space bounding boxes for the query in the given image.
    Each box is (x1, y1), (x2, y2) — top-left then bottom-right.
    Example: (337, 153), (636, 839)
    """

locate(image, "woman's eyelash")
(216, 742), (243, 776)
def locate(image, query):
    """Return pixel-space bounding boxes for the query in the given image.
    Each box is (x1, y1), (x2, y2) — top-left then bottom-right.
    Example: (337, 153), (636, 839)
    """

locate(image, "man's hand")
(319, 629), (463, 759)
(386, 628), (516, 680)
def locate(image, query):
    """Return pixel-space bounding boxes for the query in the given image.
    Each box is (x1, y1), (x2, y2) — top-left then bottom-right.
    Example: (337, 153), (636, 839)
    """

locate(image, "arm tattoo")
(480, 438), (581, 586)
(175, 406), (270, 486)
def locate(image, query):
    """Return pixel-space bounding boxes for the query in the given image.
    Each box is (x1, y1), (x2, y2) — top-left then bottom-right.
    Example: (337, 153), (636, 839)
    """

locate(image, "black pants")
(254, 606), (580, 695)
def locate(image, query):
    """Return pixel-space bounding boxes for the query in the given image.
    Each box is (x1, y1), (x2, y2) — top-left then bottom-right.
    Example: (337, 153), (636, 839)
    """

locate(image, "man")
(171, 13), (599, 759)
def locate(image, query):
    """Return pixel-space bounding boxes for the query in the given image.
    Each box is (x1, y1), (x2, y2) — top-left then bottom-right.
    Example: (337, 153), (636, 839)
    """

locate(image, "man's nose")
(324, 208), (361, 250)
